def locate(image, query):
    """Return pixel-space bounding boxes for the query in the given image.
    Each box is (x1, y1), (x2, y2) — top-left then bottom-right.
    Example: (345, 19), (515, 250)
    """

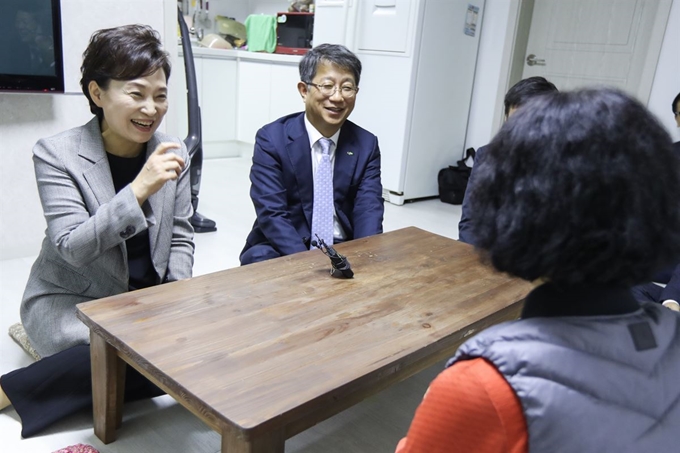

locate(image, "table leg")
(90, 331), (125, 444)
(221, 425), (284, 453)
(115, 359), (126, 429)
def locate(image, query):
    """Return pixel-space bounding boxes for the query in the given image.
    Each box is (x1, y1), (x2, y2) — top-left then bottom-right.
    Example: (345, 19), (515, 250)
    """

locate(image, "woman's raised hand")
(131, 142), (185, 205)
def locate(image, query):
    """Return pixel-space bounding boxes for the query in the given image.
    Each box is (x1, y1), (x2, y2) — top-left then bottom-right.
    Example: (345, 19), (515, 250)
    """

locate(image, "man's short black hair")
(469, 88), (680, 287)
(673, 92), (680, 113)
(504, 76), (558, 116)
(299, 43), (362, 86)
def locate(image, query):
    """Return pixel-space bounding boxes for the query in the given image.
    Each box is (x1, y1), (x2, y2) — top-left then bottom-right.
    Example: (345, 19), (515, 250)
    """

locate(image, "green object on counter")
(245, 14), (277, 53)
(215, 16), (247, 41)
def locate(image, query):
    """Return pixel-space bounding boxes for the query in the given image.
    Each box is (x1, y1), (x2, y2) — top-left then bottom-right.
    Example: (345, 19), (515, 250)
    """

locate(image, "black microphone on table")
(311, 234), (354, 279)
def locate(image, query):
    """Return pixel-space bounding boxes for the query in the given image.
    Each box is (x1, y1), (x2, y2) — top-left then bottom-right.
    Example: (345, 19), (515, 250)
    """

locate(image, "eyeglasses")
(306, 82), (359, 98)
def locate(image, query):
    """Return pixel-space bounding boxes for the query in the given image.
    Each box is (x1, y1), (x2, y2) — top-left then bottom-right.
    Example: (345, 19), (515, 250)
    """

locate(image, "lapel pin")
(347, 151), (354, 156)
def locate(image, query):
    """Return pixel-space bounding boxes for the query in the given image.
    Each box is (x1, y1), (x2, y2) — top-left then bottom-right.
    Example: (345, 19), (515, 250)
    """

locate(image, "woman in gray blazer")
(0, 24), (194, 437)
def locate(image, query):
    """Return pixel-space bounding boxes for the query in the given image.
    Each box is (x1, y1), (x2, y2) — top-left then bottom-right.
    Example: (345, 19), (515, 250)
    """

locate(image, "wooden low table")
(77, 227), (532, 452)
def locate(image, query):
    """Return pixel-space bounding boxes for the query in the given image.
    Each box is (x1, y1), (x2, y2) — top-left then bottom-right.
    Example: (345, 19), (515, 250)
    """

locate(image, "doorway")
(508, 0), (673, 102)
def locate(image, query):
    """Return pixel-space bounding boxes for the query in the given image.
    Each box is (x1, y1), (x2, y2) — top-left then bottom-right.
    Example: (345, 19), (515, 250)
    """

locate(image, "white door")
(522, 0), (672, 101)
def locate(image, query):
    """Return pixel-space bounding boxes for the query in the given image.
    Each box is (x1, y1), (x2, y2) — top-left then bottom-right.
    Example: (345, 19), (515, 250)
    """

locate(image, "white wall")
(247, 0), (288, 16)
(194, 0), (284, 24)
(464, 0), (519, 151)
(198, 0), (249, 23)
(0, 0), (173, 259)
(60, 0), (167, 94)
(647, 0), (680, 141)
(464, 0), (679, 150)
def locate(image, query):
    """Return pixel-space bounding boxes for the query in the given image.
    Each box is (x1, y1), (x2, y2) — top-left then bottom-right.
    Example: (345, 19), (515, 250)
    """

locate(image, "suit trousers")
(1, 344), (163, 438)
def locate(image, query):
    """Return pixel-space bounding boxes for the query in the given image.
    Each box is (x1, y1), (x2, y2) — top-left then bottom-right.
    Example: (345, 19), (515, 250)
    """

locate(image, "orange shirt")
(396, 357), (528, 453)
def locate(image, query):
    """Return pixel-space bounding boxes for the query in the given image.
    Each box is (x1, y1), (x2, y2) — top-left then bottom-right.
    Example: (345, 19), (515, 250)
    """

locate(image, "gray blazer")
(20, 117), (195, 357)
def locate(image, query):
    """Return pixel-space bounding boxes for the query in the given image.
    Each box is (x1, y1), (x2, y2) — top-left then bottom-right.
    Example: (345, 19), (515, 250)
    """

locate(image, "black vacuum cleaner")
(178, 6), (217, 233)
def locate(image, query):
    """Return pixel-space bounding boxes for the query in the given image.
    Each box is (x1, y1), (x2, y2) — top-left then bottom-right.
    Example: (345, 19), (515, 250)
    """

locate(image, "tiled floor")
(0, 155), (463, 452)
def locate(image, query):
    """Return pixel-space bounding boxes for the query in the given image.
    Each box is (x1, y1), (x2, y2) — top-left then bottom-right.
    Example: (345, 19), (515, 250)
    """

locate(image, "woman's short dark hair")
(299, 43), (362, 86)
(469, 88), (680, 287)
(80, 24), (171, 120)
(504, 77), (558, 116)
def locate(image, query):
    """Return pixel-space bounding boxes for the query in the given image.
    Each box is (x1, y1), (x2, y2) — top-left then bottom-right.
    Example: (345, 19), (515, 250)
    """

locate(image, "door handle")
(526, 54), (546, 66)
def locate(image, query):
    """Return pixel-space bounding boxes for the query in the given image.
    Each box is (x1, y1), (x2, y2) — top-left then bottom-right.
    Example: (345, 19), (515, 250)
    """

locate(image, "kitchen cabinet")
(174, 55), (238, 158)
(202, 58), (238, 156)
(173, 48), (302, 158)
(237, 60), (301, 143)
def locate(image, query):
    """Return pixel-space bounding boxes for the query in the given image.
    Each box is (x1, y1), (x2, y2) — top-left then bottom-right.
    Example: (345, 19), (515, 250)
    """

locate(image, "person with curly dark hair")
(458, 76), (558, 245)
(0, 24), (194, 438)
(397, 88), (680, 453)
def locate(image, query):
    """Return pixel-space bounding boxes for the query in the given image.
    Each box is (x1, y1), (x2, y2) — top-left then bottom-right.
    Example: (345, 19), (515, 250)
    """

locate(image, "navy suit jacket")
(240, 112), (384, 265)
(658, 142), (680, 302)
(457, 144), (487, 246)
(658, 265), (680, 302)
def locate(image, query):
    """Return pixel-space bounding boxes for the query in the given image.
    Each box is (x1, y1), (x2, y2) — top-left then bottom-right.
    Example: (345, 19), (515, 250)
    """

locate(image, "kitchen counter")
(180, 45), (303, 64)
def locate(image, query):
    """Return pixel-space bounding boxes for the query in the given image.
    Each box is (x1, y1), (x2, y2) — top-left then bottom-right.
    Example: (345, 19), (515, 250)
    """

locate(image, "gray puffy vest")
(448, 302), (680, 453)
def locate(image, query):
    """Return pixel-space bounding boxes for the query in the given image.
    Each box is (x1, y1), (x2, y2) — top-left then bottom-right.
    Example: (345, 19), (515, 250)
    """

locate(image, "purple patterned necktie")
(312, 138), (334, 246)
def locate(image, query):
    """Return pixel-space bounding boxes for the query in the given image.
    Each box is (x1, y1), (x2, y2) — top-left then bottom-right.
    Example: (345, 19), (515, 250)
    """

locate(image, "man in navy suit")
(631, 94), (680, 311)
(632, 266), (680, 311)
(458, 77), (558, 245)
(240, 44), (384, 265)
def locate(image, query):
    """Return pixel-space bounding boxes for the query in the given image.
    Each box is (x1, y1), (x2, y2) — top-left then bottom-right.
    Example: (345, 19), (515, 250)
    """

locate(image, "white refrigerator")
(314, 0), (485, 204)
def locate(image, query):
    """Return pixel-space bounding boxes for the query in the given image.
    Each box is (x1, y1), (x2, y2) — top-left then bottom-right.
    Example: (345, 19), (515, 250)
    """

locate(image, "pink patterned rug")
(51, 444), (99, 453)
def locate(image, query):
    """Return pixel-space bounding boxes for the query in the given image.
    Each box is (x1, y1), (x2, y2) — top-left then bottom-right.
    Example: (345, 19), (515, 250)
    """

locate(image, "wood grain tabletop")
(77, 227), (533, 440)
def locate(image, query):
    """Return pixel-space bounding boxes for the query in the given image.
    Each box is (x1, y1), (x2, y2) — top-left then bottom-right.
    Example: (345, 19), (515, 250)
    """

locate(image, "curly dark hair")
(80, 24), (171, 120)
(469, 88), (680, 286)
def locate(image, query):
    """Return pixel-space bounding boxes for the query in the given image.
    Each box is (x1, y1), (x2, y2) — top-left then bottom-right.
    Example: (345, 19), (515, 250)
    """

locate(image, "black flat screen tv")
(0, 0), (64, 93)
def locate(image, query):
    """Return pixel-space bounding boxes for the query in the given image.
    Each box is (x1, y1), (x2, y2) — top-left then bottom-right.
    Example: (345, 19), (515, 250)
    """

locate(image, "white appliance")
(314, 0), (485, 204)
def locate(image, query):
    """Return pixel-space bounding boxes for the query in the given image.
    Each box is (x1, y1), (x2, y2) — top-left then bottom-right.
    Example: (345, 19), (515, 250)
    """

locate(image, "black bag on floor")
(438, 147), (476, 205)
